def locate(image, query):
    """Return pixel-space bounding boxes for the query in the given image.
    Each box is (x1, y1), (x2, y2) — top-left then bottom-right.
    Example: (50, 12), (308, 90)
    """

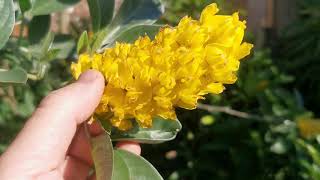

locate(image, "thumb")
(0, 70), (105, 178)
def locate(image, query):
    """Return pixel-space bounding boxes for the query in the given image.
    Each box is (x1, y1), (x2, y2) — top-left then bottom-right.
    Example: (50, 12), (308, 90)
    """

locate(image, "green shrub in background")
(0, 0), (78, 151)
(276, 0), (320, 116)
(1, 0), (320, 179)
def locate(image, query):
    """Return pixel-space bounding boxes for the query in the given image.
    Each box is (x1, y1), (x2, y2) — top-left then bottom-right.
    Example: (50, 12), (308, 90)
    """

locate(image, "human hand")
(0, 70), (141, 180)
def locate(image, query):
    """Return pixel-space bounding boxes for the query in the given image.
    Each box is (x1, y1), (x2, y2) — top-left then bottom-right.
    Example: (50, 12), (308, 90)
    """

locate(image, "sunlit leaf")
(111, 117), (182, 144)
(0, 0), (15, 49)
(112, 149), (163, 180)
(77, 31), (89, 54)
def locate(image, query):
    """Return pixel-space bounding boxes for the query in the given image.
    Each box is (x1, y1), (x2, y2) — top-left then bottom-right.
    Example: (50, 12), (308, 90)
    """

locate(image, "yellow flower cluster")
(71, 3), (253, 130)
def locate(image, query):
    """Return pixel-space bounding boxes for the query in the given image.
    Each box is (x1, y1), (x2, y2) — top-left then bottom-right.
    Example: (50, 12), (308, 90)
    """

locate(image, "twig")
(197, 103), (263, 121)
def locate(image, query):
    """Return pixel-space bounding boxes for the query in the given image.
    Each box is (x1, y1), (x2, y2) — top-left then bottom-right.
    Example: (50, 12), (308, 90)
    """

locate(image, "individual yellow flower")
(71, 3), (253, 131)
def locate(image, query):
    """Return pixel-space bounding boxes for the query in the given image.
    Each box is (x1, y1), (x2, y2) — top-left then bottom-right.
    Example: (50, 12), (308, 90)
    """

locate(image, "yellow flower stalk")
(71, 3), (253, 131)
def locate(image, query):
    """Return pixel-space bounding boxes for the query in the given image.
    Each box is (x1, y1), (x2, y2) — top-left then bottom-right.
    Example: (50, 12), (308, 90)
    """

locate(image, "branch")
(197, 103), (263, 121)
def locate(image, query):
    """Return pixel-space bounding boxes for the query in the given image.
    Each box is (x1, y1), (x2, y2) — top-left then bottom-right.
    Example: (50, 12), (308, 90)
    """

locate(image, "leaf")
(0, 0), (15, 49)
(112, 150), (130, 179)
(88, 0), (115, 33)
(96, 0), (164, 51)
(91, 133), (113, 180)
(111, 0), (164, 27)
(0, 68), (28, 84)
(77, 31), (89, 54)
(28, 15), (51, 44)
(111, 117), (182, 144)
(19, 0), (31, 14)
(99, 0), (114, 28)
(28, 0), (80, 16)
(87, 0), (101, 33)
(42, 49), (60, 62)
(90, 28), (110, 54)
(95, 113), (113, 135)
(111, 24), (162, 44)
(112, 149), (163, 180)
(40, 32), (55, 58)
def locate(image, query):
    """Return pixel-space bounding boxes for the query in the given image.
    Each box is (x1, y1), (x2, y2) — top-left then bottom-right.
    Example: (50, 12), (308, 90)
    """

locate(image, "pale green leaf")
(111, 117), (182, 144)
(0, 0), (15, 49)
(112, 149), (163, 180)
(110, 24), (161, 44)
(28, 0), (80, 16)
(0, 68), (28, 84)
(77, 31), (89, 54)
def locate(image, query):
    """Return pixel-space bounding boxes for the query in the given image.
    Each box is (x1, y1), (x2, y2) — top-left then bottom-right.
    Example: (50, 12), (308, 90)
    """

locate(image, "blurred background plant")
(1, 0), (320, 179)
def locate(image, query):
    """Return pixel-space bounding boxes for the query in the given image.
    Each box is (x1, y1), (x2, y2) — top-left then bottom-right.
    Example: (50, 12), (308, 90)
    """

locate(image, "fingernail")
(78, 70), (101, 83)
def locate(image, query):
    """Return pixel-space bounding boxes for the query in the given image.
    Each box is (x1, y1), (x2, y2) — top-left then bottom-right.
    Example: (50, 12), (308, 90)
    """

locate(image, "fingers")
(60, 156), (91, 180)
(116, 141), (141, 155)
(0, 70), (105, 178)
(68, 123), (141, 167)
(68, 121), (103, 166)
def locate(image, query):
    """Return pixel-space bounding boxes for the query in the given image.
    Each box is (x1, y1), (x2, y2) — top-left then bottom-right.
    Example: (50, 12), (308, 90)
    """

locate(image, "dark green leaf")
(0, 0), (15, 49)
(99, 0), (114, 28)
(111, 0), (164, 27)
(19, 0), (31, 14)
(97, 0), (164, 51)
(0, 68), (28, 84)
(28, 15), (51, 44)
(88, 0), (115, 33)
(28, 0), (80, 16)
(111, 117), (182, 144)
(87, 0), (101, 33)
(77, 31), (89, 54)
(112, 24), (162, 44)
(91, 133), (113, 180)
(112, 149), (163, 180)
